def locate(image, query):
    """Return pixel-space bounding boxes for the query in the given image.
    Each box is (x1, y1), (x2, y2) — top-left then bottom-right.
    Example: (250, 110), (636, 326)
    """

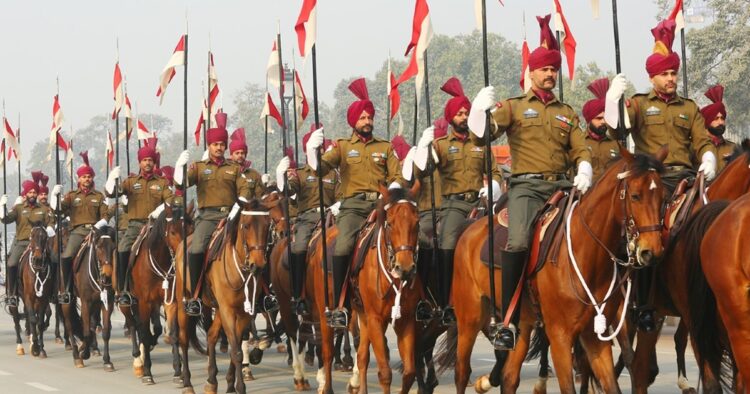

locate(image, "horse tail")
(433, 325), (458, 376)
(525, 325), (549, 362)
(188, 315), (207, 356)
(684, 200), (733, 390)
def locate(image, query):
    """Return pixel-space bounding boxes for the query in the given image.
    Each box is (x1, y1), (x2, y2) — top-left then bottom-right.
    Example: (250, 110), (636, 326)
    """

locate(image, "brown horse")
(345, 182), (421, 394)
(18, 226), (55, 358)
(631, 140), (750, 393)
(119, 203), (193, 384)
(440, 146), (666, 394)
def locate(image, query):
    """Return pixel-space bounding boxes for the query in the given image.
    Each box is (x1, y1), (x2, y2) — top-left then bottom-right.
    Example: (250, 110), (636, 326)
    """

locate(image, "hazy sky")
(0, 0), (669, 168)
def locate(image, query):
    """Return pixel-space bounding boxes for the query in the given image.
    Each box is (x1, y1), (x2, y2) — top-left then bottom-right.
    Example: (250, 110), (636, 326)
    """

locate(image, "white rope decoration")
(376, 226), (406, 325)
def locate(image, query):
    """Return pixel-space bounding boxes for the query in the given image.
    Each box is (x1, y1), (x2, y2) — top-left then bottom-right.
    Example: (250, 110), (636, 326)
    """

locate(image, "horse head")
(164, 201), (195, 252)
(261, 190), (287, 242)
(29, 225), (49, 271)
(706, 138), (750, 201)
(93, 227), (117, 287)
(377, 180), (421, 281)
(235, 198), (274, 274)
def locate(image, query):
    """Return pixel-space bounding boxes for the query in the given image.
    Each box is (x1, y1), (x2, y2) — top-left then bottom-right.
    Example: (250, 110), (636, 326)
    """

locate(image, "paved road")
(0, 296), (699, 393)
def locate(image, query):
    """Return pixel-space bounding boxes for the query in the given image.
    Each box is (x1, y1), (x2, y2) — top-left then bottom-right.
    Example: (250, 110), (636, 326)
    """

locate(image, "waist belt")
(513, 173), (568, 182)
(665, 165), (688, 172)
(351, 192), (379, 202)
(444, 192), (479, 203)
(202, 206), (231, 213)
(76, 224), (93, 230)
(301, 206), (322, 215)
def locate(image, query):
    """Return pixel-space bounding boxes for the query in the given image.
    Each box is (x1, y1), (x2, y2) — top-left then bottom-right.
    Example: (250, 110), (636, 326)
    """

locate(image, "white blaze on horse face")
(649, 179), (658, 190)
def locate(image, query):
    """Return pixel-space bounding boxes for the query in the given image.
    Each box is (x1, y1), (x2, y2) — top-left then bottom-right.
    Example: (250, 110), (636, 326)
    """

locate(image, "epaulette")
(435, 134), (450, 142)
(632, 92), (649, 98)
(508, 95), (526, 101)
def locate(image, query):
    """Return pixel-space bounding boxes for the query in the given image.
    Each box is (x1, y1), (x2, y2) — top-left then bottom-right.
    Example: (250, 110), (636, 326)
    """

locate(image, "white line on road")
(25, 382), (59, 392)
(0, 370), (11, 376)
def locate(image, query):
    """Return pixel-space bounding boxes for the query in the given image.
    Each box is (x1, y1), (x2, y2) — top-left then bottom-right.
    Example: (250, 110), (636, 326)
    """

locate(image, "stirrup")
(415, 300), (434, 322)
(326, 308), (349, 329)
(491, 323), (518, 351)
(262, 295), (279, 313)
(184, 299), (203, 317)
(117, 292), (134, 307)
(57, 292), (71, 305)
(5, 295), (18, 308)
(291, 298), (310, 316)
(441, 305), (457, 326)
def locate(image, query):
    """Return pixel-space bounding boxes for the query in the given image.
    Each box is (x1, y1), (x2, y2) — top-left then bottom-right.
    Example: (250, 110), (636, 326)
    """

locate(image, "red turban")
(528, 15), (562, 72)
(38, 173), (50, 194)
(700, 84), (727, 127)
(22, 180), (39, 196)
(645, 20), (680, 77)
(346, 78), (375, 128)
(441, 77), (471, 122)
(160, 166), (175, 186)
(76, 151), (95, 178)
(582, 78), (610, 124)
(206, 112), (228, 145)
(390, 135), (412, 161)
(138, 137), (158, 162)
(434, 118), (449, 139)
(229, 128), (247, 153)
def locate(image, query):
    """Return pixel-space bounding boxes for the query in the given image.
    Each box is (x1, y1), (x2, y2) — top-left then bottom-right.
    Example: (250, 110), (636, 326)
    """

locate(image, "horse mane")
(145, 210), (168, 249)
(727, 138), (750, 165)
(227, 199), (264, 245)
(683, 200), (734, 390)
(629, 152), (666, 176)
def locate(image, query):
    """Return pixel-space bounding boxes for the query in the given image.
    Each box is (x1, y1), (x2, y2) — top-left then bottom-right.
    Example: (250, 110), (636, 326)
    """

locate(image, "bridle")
(380, 199), (419, 274)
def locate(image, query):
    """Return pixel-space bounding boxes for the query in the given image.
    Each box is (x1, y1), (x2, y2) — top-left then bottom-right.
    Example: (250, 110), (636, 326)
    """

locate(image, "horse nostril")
(639, 249), (654, 265)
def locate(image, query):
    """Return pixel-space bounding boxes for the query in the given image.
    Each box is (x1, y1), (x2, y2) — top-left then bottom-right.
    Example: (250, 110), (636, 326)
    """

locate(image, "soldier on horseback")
(104, 138), (172, 307)
(50, 152), (111, 304)
(173, 112), (251, 316)
(228, 127), (265, 199)
(698, 84), (740, 174)
(304, 78), (405, 328)
(276, 125), (339, 316)
(582, 78), (621, 182)
(467, 15), (593, 349)
(603, 20), (715, 332)
(0, 177), (55, 307)
(412, 77), (503, 326)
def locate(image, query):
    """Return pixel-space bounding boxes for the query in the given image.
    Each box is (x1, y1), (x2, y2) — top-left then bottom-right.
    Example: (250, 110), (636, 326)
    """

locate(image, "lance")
(68, 131), (73, 191)
(291, 63), (300, 164)
(555, 31), (565, 102)
(54, 79), (63, 298)
(386, 53), (392, 140)
(612, 0), (627, 144)
(412, 84), (418, 145)
(264, 79), (269, 174)
(181, 32), (189, 304)
(114, 62), (120, 281)
(16, 113), (21, 193)
(679, 25), (688, 97)
(124, 80), (131, 175)
(422, 52), (440, 283)
(2, 136), (7, 298)
(205, 51), (211, 150)
(479, 0), (499, 326)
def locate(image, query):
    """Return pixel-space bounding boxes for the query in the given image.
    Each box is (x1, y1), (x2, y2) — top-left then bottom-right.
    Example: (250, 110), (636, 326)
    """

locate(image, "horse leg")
(318, 321), (335, 394)
(102, 302), (114, 371)
(164, 301), (183, 385)
(289, 335), (311, 391)
(367, 317), (392, 394)
(455, 313), (482, 394)
(688, 332), (723, 393)
(27, 302), (40, 357)
(579, 327), (620, 394)
(54, 303), (64, 344)
(498, 320), (534, 394)
(178, 309), (195, 393)
(79, 301), (91, 361)
(673, 320), (696, 393)
(394, 318), (417, 394)
(546, 327), (576, 394)
(631, 326), (661, 394)
(61, 304), (83, 368)
(12, 305), (25, 355)
(348, 312), (370, 394)
(137, 304), (155, 384)
(204, 311), (222, 394)
(220, 328), (229, 354)
(334, 329), (344, 371)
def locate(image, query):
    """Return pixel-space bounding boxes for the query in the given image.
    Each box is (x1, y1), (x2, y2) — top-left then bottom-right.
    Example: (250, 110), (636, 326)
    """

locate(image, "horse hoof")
(474, 374), (492, 394)
(172, 376), (184, 387)
(242, 367), (255, 382)
(204, 383), (218, 394)
(164, 335), (173, 345)
(38, 350), (47, 359)
(277, 344), (287, 353)
(75, 359), (85, 368)
(16, 345), (25, 356)
(682, 389), (697, 394)
(533, 381), (548, 394)
(181, 387), (196, 394)
(334, 361), (345, 372)
(64, 343), (72, 351)
(346, 382), (360, 394)
(133, 365), (144, 377)
(220, 343), (229, 353)
(287, 357), (293, 366)
(81, 350), (91, 360)
(103, 363), (115, 372)
(55, 337), (64, 344)
(96, 325), (102, 334)
(91, 349), (101, 357)
(31, 344), (40, 357)
(141, 376), (155, 385)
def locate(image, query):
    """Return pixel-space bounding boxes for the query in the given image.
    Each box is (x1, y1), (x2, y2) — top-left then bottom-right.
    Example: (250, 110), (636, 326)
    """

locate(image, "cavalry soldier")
(173, 112), (250, 316)
(304, 78), (405, 328)
(414, 77), (503, 326)
(604, 20), (715, 331)
(0, 177), (55, 307)
(698, 84), (739, 174)
(277, 125), (339, 316)
(37, 173), (51, 207)
(159, 166), (184, 207)
(105, 139), (172, 306)
(228, 128), (265, 200)
(50, 152), (111, 304)
(468, 15), (593, 348)
(581, 78), (620, 182)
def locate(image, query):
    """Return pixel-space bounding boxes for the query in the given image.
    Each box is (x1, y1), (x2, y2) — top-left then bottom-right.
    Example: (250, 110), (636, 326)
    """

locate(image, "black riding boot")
(6, 266), (18, 307)
(289, 253), (309, 316)
(116, 251), (133, 306)
(184, 253), (205, 316)
(636, 267), (656, 332)
(58, 257), (73, 304)
(415, 248), (435, 321)
(496, 250), (526, 350)
(438, 249), (456, 326)
(328, 255), (350, 329)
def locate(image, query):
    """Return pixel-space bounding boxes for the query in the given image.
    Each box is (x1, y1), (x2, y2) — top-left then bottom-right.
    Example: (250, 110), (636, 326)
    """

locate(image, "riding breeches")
(333, 197), (376, 257)
(189, 208), (225, 255)
(418, 210), (436, 249)
(7, 240), (30, 268)
(291, 210), (319, 255)
(661, 169), (696, 199)
(62, 225), (91, 259)
(437, 199), (477, 250)
(118, 220), (147, 253)
(506, 178), (571, 253)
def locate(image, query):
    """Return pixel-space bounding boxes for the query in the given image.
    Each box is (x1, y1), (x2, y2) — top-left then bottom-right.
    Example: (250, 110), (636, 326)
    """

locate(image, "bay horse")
(440, 145), (666, 393)
(631, 140), (750, 393)
(120, 202), (194, 384)
(18, 226), (55, 358)
(346, 182), (421, 394)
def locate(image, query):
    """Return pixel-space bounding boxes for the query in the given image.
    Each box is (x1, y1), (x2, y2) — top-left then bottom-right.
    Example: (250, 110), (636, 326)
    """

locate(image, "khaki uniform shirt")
(2, 202), (53, 240)
(60, 189), (110, 228)
(487, 90), (590, 175)
(107, 203), (129, 232)
(703, 139), (739, 174)
(583, 134), (621, 181)
(288, 165), (338, 212)
(319, 133), (405, 199)
(232, 161), (264, 200)
(417, 172), (442, 213)
(186, 158), (250, 209)
(430, 130), (502, 196)
(611, 90), (712, 169)
(110, 173), (172, 221)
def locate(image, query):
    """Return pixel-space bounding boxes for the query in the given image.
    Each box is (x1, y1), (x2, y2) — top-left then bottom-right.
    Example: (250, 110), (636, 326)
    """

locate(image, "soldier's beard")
(589, 123), (608, 136)
(27, 197), (37, 205)
(356, 125), (373, 137)
(708, 125), (726, 136)
(452, 120), (469, 134)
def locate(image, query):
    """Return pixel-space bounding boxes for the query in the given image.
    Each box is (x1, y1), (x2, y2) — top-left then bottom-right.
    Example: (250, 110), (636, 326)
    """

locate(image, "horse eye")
(631, 194), (641, 201)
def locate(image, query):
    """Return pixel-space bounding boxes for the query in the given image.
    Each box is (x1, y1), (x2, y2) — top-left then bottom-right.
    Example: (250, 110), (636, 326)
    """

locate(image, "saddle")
(128, 220), (153, 268)
(662, 174), (705, 244)
(72, 232), (96, 274)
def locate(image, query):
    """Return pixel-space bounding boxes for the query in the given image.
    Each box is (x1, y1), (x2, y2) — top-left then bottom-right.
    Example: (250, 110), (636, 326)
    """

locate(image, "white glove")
(45, 226), (56, 237)
(105, 166), (121, 194)
(417, 126), (435, 149)
(0, 194), (7, 208)
(228, 203), (241, 220)
(401, 147), (417, 181)
(699, 151), (717, 181)
(469, 86), (496, 139)
(201, 149), (209, 161)
(388, 182), (402, 190)
(50, 185), (63, 211)
(573, 161), (594, 194)
(275, 157), (291, 192)
(174, 150), (190, 186)
(120, 195), (128, 206)
(604, 73), (631, 129)
(479, 180), (502, 202)
(94, 218), (108, 229)
(305, 127), (325, 170)
(329, 201), (341, 216)
(13, 196), (23, 206)
(261, 173), (271, 186)
(148, 203), (165, 219)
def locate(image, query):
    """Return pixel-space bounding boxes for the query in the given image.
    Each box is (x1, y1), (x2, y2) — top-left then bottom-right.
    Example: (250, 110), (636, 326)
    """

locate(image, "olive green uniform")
(584, 133), (621, 182)
(701, 138), (739, 175)
(288, 165), (338, 254)
(2, 202), (53, 268)
(236, 163), (265, 201)
(59, 189), (110, 258)
(417, 173), (441, 249)
(486, 90), (590, 252)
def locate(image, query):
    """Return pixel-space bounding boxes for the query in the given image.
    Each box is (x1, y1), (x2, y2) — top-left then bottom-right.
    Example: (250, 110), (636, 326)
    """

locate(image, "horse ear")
(409, 179), (421, 201)
(619, 143), (634, 163)
(655, 144), (669, 163)
(379, 182), (389, 201)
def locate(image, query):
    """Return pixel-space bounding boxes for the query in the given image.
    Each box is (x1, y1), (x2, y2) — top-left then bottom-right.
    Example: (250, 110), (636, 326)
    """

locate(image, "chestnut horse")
(18, 226), (55, 358)
(441, 146), (666, 393)
(631, 140), (750, 393)
(120, 203), (193, 384)
(346, 182), (421, 394)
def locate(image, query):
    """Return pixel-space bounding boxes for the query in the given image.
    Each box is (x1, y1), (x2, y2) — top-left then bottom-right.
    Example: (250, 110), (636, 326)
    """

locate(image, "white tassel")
(594, 313), (607, 335)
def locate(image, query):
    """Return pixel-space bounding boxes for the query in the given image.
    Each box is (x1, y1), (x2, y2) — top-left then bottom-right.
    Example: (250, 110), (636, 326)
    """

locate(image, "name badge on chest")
(133, 183), (143, 190)
(448, 146), (460, 154)
(203, 168), (213, 175)
(523, 108), (539, 119)
(347, 150), (360, 158)
(645, 106), (661, 116)
(306, 175), (317, 183)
